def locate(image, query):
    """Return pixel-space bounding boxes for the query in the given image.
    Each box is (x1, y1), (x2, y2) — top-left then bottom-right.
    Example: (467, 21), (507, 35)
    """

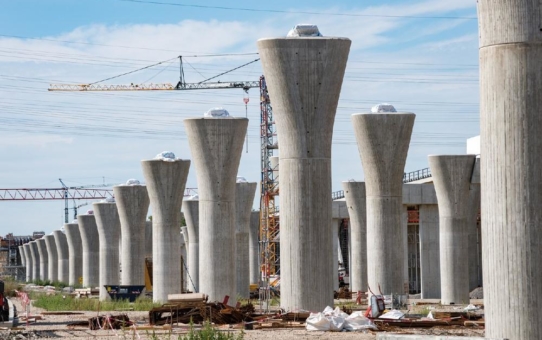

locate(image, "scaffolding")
(259, 76), (280, 304)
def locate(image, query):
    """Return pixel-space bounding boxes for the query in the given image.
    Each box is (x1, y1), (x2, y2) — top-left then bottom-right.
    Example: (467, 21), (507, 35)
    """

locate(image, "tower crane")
(58, 178), (117, 223)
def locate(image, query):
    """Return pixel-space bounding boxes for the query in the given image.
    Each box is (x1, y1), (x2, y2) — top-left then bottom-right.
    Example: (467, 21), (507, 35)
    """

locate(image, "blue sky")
(0, 0), (480, 235)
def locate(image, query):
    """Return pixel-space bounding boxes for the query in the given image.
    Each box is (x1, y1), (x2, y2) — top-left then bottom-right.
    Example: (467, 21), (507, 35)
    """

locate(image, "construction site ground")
(1, 297), (486, 339)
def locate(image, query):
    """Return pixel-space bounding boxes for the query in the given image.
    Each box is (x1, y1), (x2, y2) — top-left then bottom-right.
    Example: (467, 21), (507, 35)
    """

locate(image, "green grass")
(1, 277), (24, 297)
(31, 293), (161, 311)
(30, 279), (71, 289)
(146, 321), (244, 340)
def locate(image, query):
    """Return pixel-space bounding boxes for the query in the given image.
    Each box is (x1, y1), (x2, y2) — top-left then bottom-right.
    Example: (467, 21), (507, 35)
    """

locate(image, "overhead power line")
(117, 0), (478, 20)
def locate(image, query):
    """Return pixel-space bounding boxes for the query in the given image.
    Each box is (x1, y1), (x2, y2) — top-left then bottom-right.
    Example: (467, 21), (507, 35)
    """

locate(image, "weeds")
(1, 277), (23, 297)
(146, 320), (244, 340)
(30, 279), (70, 289)
(31, 293), (161, 311)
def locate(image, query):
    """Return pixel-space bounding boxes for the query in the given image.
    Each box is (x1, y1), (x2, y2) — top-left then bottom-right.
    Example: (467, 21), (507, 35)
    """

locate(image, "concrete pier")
(53, 230), (69, 283)
(332, 218), (340, 291)
(419, 205), (440, 298)
(142, 158), (190, 302)
(258, 35), (351, 312)
(114, 184), (150, 287)
(185, 118), (247, 304)
(428, 155), (475, 305)
(78, 214), (100, 288)
(43, 235), (58, 282)
(352, 113), (415, 295)
(478, 2), (542, 337)
(249, 210), (260, 285)
(235, 181), (257, 298)
(181, 226), (190, 291)
(64, 222), (83, 286)
(36, 239), (48, 281)
(23, 243), (32, 282)
(94, 201), (121, 301)
(468, 184), (481, 290)
(180, 232), (188, 291)
(145, 221), (152, 259)
(182, 198), (199, 292)
(19, 245), (25, 268)
(29, 241), (40, 281)
(342, 181), (367, 293)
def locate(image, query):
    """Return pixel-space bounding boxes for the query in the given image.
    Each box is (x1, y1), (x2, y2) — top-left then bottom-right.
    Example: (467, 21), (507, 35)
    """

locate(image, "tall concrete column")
(249, 210), (260, 285)
(94, 202), (121, 301)
(23, 244), (32, 282)
(352, 113), (415, 295)
(402, 206), (409, 294)
(145, 221), (152, 259)
(29, 241), (40, 282)
(342, 182), (367, 293)
(182, 198), (199, 292)
(332, 218), (340, 291)
(181, 225), (190, 291)
(78, 214), (100, 288)
(235, 182), (257, 299)
(478, 2), (542, 337)
(114, 184), (150, 287)
(181, 226), (189, 251)
(44, 235), (58, 282)
(185, 118), (247, 304)
(419, 205), (440, 299)
(142, 158), (190, 302)
(180, 232), (188, 292)
(258, 35), (351, 312)
(468, 184), (481, 291)
(65, 223), (82, 286)
(53, 230), (69, 284)
(429, 155), (475, 305)
(36, 239), (48, 281)
(19, 246), (26, 267)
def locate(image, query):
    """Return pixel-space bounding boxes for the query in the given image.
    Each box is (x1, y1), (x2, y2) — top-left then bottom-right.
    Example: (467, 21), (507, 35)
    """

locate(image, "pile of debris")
(149, 293), (255, 326)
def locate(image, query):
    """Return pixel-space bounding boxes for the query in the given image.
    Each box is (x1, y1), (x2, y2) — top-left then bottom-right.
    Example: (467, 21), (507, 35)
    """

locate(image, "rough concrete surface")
(78, 214), (100, 288)
(258, 36), (351, 312)
(36, 239), (48, 281)
(43, 235), (58, 283)
(142, 159), (190, 302)
(93, 202), (121, 301)
(64, 222), (83, 286)
(478, 1), (542, 338)
(114, 184), (150, 287)
(342, 181), (367, 293)
(352, 113), (415, 296)
(235, 182), (257, 299)
(182, 199), (200, 292)
(248, 210), (260, 285)
(429, 155), (475, 305)
(22, 243), (33, 282)
(185, 117), (247, 305)
(52, 230), (69, 284)
(419, 205), (440, 299)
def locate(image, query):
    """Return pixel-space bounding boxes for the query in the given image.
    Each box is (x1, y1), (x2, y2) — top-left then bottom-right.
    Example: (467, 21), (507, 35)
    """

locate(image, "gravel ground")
(1, 296), (485, 339)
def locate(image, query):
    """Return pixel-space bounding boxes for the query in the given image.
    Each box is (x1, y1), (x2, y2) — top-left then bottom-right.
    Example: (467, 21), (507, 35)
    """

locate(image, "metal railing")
(332, 190), (345, 200)
(403, 168), (432, 183)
